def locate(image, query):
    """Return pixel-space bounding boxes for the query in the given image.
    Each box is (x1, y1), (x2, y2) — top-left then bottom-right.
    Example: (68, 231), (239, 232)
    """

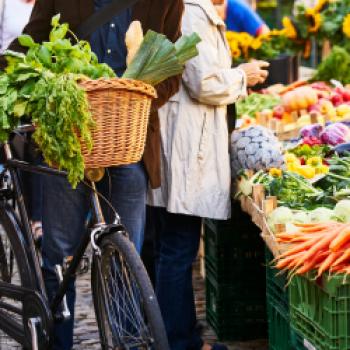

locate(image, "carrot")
(291, 227), (342, 268)
(317, 251), (343, 278)
(299, 223), (337, 233)
(279, 80), (308, 95)
(330, 226), (350, 252)
(296, 251), (328, 275)
(277, 237), (320, 259)
(330, 247), (350, 268)
(293, 222), (333, 228)
(275, 251), (305, 270)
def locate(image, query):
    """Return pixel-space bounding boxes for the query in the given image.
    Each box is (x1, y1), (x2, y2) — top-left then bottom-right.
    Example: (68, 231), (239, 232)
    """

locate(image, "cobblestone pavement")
(73, 262), (268, 350)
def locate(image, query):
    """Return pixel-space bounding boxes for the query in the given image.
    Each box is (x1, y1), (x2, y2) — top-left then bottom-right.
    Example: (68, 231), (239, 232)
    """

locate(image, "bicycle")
(0, 125), (169, 350)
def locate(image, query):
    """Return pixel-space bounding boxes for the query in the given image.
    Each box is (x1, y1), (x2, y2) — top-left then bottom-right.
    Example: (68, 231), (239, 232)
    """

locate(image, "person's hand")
(238, 60), (270, 87)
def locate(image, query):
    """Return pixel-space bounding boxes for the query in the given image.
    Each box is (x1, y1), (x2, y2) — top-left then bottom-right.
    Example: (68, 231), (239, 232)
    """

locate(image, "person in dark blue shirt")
(90, 0), (131, 77)
(215, 0), (269, 36)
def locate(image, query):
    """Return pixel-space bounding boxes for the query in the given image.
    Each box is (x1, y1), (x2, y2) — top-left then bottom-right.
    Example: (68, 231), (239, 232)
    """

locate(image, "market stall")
(204, 1), (350, 348)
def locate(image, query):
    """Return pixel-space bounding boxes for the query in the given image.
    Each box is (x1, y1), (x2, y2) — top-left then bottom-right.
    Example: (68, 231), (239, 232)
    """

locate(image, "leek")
(123, 30), (201, 86)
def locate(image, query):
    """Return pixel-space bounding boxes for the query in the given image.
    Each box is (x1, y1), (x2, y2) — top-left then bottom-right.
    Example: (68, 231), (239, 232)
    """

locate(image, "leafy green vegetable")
(123, 31), (201, 85)
(0, 15), (114, 187)
(289, 144), (332, 160)
(236, 93), (280, 118)
(0, 15), (200, 187)
(312, 46), (350, 85)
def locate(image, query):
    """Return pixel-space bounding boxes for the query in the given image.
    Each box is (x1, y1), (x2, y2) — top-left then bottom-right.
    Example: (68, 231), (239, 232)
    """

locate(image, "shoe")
(212, 344), (228, 350)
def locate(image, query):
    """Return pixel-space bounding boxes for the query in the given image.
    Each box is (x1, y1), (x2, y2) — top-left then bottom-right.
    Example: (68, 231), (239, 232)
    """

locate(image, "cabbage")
(309, 207), (335, 223)
(293, 211), (310, 224)
(334, 200), (350, 222)
(300, 124), (323, 139)
(320, 123), (350, 145)
(268, 207), (294, 231)
(286, 223), (299, 234)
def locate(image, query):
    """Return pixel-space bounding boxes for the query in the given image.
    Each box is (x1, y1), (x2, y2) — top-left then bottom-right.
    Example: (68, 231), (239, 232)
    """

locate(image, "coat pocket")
(198, 112), (208, 161)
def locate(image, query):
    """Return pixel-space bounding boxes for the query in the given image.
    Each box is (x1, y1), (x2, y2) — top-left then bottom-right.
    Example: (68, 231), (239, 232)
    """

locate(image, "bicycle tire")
(0, 203), (36, 349)
(91, 231), (169, 350)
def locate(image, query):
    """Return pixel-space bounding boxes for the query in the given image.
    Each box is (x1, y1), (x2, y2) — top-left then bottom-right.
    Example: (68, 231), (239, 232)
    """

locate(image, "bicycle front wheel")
(91, 231), (169, 350)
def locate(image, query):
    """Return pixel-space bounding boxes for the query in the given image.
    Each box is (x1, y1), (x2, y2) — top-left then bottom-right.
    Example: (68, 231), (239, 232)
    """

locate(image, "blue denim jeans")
(152, 207), (203, 350)
(41, 162), (147, 350)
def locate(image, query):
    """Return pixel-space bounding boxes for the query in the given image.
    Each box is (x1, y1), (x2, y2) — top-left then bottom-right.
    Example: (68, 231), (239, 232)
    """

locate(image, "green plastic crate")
(290, 273), (350, 350)
(266, 249), (306, 350)
(206, 274), (267, 341)
(204, 201), (264, 283)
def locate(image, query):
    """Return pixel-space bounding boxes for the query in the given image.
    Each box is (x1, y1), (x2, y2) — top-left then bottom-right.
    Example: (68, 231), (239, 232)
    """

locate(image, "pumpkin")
(281, 86), (318, 111)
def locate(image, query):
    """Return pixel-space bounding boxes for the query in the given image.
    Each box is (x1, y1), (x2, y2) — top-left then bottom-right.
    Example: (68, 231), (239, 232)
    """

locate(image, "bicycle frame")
(0, 139), (109, 345)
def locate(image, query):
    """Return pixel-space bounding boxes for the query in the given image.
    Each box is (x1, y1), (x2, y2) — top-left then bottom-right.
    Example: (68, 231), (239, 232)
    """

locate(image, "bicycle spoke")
(101, 249), (152, 348)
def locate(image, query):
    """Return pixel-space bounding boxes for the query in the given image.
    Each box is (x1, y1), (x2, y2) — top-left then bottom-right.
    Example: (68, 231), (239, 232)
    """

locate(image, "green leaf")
(175, 33), (201, 65)
(37, 46), (52, 66)
(49, 23), (69, 42)
(0, 75), (9, 95)
(13, 101), (28, 117)
(18, 34), (36, 48)
(14, 72), (40, 83)
(51, 14), (61, 27)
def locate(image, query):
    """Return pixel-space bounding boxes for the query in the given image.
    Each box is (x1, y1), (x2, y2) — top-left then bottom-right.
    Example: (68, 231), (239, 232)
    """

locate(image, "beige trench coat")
(148, 0), (247, 220)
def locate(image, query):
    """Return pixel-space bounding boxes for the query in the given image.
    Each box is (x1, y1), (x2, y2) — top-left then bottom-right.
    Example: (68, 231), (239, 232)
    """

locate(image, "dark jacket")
(0, 0), (183, 188)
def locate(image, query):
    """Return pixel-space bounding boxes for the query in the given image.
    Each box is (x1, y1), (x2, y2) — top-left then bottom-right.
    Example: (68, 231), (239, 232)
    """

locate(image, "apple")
(331, 93), (344, 106)
(273, 105), (285, 119)
(342, 90), (350, 102)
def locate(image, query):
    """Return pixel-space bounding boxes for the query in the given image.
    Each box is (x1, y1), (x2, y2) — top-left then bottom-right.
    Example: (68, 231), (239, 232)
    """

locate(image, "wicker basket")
(79, 78), (157, 169)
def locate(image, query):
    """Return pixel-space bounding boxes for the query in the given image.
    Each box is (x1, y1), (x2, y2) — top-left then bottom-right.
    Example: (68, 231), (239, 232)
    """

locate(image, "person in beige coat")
(147, 0), (268, 349)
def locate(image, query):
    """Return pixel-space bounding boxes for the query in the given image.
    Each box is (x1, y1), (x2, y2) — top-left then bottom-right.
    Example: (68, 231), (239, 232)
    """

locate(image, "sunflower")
(313, 0), (329, 13)
(343, 14), (350, 38)
(282, 17), (298, 39)
(307, 12), (322, 33)
(231, 48), (242, 59)
(250, 38), (263, 50)
(237, 32), (254, 46)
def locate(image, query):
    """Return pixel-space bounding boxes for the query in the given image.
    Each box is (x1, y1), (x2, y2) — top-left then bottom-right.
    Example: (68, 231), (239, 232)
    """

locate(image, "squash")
(281, 86), (318, 111)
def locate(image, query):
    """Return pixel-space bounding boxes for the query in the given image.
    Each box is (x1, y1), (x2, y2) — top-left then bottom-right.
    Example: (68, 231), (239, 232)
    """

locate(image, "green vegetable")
(123, 31), (200, 85)
(333, 200), (350, 223)
(267, 206), (294, 231)
(236, 93), (280, 118)
(0, 15), (114, 187)
(255, 170), (327, 210)
(312, 46), (350, 85)
(289, 144), (331, 160)
(0, 15), (200, 187)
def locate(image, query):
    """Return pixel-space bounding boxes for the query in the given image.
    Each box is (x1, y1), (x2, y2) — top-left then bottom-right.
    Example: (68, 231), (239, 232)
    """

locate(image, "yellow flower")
(269, 168), (282, 177)
(313, 0), (329, 13)
(282, 17), (298, 39)
(343, 14), (350, 38)
(250, 38), (263, 50)
(307, 12), (322, 33)
(231, 48), (242, 59)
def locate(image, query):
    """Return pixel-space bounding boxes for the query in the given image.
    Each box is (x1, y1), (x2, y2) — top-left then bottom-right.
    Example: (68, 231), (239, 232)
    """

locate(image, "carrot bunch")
(274, 222), (350, 280)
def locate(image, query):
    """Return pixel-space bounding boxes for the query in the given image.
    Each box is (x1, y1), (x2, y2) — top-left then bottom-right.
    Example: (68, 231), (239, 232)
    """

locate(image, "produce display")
(237, 81), (350, 134)
(0, 15), (200, 186)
